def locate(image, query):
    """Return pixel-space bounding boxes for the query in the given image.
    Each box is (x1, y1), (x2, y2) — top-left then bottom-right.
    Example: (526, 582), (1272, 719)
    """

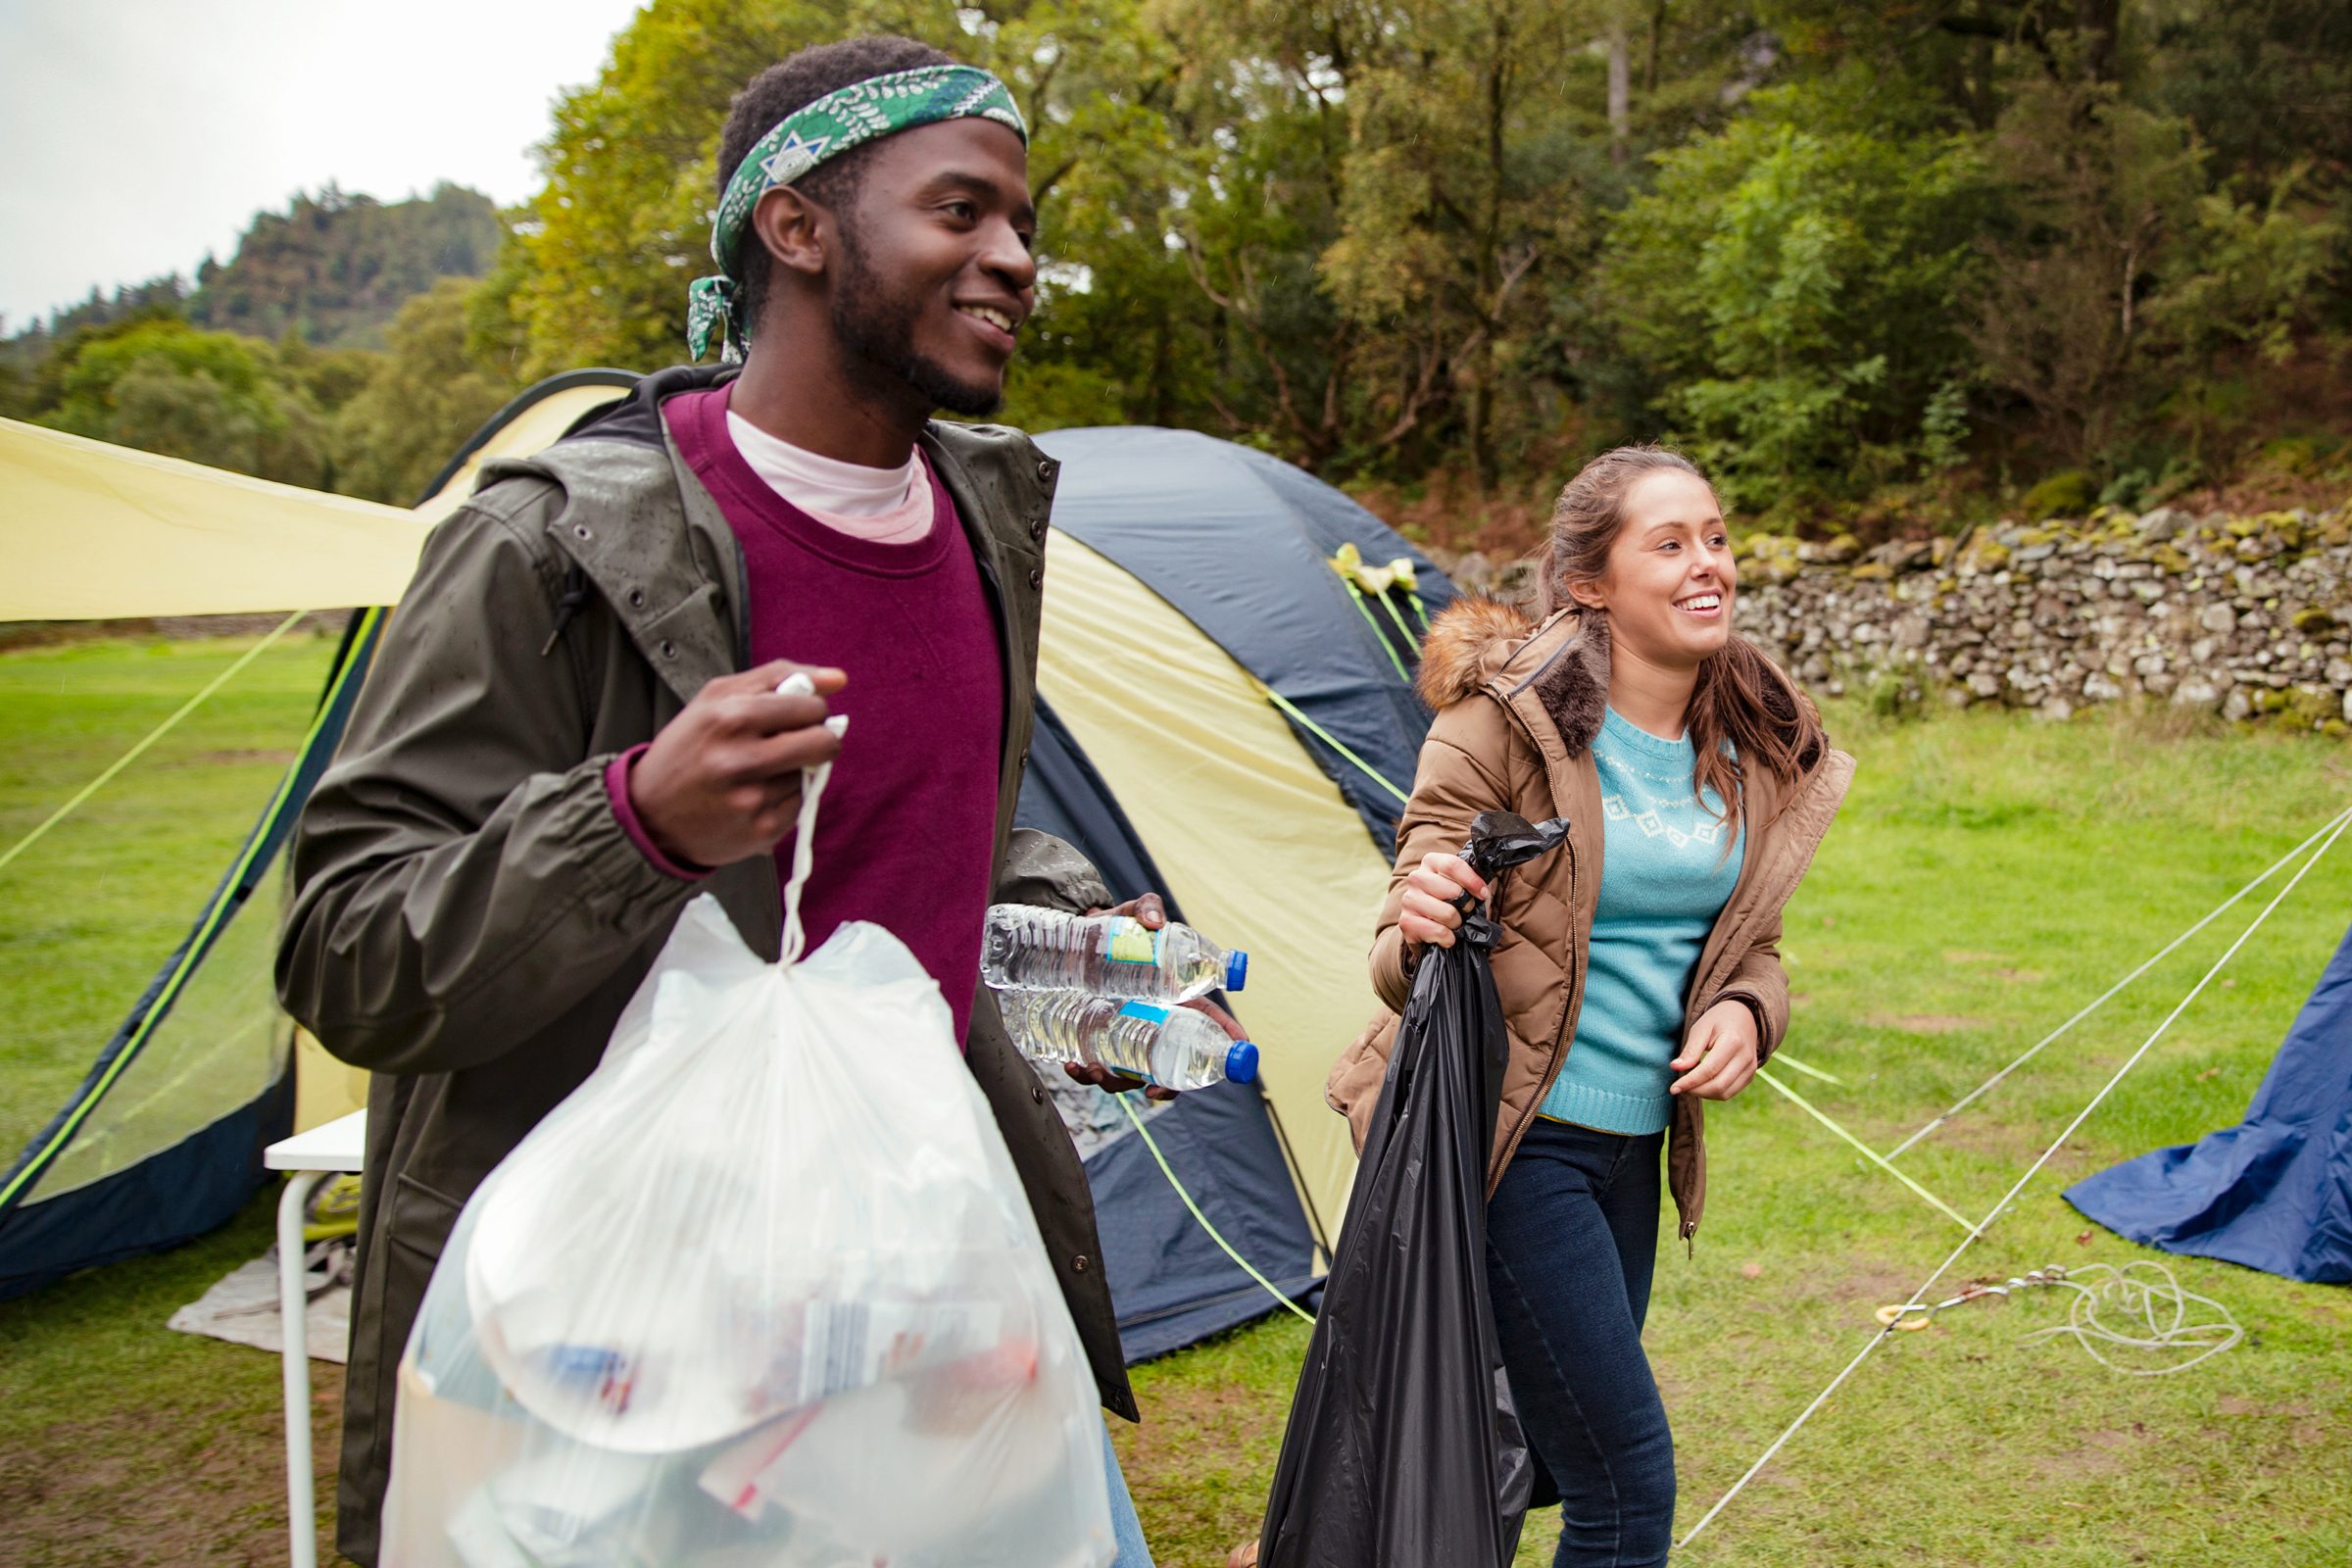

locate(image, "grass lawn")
(0, 632), (344, 1568)
(0, 632), (339, 1161)
(1119, 709), (2352, 1567)
(3, 635), (2349, 1566)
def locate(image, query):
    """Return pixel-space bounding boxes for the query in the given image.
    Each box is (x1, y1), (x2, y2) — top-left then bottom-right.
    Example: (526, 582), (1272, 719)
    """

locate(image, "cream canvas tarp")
(1, 378), (636, 622)
(0, 418), (425, 620)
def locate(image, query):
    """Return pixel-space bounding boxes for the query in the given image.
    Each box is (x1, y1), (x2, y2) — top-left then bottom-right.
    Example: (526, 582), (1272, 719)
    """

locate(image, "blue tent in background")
(1023, 424), (1456, 1355)
(2067, 920), (2352, 1284)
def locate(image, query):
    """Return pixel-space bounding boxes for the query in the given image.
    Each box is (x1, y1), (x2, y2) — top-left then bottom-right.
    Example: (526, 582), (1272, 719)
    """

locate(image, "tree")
(1303, 0), (1594, 486)
(503, 0), (1192, 382)
(32, 315), (335, 488)
(1598, 76), (1990, 513)
(189, 183), (502, 350)
(1969, 77), (2212, 469)
(329, 279), (519, 505)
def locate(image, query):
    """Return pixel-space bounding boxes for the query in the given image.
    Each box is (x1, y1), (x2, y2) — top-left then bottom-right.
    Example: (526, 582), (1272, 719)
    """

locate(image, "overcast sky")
(0, 0), (647, 331)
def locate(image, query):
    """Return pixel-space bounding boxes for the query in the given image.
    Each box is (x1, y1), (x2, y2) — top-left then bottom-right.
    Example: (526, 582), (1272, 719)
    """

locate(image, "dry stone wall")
(1438, 505), (2352, 732)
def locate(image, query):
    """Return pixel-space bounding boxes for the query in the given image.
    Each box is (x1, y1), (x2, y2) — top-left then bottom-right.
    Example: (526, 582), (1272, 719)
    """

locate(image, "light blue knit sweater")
(1538, 709), (1744, 1135)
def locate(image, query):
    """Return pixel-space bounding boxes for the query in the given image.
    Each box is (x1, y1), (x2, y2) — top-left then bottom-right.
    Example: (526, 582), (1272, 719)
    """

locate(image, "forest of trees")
(0, 184), (504, 501)
(6, 1), (2349, 535)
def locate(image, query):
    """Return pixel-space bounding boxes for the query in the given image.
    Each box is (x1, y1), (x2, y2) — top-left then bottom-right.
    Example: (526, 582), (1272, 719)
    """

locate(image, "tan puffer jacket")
(1326, 601), (1854, 1244)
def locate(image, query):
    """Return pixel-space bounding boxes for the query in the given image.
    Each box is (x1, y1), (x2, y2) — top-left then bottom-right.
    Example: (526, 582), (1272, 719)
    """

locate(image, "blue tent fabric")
(2066, 920), (2352, 1284)
(0, 1076), (294, 1299)
(1083, 1087), (1324, 1361)
(1035, 426), (1455, 856)
(1020, 697), (1171, 923)
(1017, 695), (1326, 1358)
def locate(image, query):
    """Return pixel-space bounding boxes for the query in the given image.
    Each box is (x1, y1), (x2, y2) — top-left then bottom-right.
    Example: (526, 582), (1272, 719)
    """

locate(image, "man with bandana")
(278, 35), (1163, 1566)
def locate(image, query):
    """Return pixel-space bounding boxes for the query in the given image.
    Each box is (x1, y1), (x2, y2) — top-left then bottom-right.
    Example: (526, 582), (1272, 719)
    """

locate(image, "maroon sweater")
(607, 387), (1004, 1042)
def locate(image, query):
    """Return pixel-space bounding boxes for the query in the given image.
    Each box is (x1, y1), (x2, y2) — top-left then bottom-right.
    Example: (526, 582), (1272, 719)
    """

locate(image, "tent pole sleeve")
(1341, 580), (1411, 683)
(1260, 686), (1411, 805)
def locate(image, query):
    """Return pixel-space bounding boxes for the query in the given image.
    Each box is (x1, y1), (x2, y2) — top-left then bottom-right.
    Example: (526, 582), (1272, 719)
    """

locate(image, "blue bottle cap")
(1223, 1041), (1259, 1085)
(1224, 950), (1250, 993)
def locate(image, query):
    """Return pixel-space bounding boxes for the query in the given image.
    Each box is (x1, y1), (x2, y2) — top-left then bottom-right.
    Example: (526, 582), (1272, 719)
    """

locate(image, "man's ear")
(750, 186), (829, 279)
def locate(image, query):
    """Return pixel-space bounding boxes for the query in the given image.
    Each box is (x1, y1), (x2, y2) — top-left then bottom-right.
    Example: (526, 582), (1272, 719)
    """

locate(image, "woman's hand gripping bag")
(380, 701), (1114, 1568)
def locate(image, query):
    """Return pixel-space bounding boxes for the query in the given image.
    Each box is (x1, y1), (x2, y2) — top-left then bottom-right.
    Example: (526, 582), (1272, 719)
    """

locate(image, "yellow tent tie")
(1328, 541), (1395, 595)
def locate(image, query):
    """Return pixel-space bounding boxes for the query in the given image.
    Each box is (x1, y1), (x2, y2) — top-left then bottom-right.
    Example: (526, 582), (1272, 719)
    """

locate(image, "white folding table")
(264, 1108), (367, 1568)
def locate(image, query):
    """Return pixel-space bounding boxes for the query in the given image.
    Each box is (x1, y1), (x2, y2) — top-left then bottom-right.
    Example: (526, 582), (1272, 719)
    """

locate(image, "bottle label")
(1104, 918), (1162, 967)
(1115, 1001), (1173, 1026)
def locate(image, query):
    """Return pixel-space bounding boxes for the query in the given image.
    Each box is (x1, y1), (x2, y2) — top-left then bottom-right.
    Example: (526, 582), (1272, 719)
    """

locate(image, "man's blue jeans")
(1486, 1118), (1675, 1567)
(1102, 1413), (1154, 1566)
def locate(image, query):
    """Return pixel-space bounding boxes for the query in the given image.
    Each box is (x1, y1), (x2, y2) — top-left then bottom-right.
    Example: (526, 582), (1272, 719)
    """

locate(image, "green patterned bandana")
(687, 63), (1028, 362)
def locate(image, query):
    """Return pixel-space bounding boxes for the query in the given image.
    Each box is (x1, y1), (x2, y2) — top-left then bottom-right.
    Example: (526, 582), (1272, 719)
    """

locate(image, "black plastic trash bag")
(1257, 810), (1571, 1568)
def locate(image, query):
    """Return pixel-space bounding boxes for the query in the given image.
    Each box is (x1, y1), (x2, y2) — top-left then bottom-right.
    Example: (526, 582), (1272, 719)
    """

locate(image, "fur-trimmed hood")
(1418, 597), (1546, 709)
(1415, 598), (1612, 754)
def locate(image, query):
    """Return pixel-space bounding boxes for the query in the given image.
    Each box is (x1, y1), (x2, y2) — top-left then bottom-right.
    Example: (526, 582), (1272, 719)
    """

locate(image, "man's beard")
(829, 222), (1004, 418)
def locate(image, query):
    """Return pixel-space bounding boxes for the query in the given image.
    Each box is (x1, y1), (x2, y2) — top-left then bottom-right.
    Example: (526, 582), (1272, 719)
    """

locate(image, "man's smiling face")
(819, 118), (1036, 417)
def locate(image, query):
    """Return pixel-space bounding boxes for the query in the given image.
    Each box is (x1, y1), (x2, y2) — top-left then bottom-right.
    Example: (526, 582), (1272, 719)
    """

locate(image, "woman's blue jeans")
(1486, 1118), (1675, 1567)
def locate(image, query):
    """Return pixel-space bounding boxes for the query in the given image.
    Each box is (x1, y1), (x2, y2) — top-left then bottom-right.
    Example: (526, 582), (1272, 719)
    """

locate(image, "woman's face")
(1567, 469), (1736, 669)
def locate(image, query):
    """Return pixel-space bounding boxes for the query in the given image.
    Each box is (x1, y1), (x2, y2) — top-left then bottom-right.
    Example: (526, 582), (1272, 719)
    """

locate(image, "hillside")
(187, 182), (499, 349)
(6, 182), (499, 360)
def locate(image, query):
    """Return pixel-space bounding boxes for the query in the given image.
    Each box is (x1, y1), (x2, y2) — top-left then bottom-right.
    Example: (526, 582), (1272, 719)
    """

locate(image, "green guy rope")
(1340, 579), (1412, 683)
(1258, 685), (1411, 806)
(1369, 582), (1419, 651)
(1756, 1068), (1974, 1232)
(1118, 1094), (1316, 1326)
(1766, 1050), (1845, 1085)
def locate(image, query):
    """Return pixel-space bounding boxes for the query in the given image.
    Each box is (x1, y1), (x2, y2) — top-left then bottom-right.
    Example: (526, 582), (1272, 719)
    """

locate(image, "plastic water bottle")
(981, 906), (1248, 1001)
(997, 989), (1259, 1090)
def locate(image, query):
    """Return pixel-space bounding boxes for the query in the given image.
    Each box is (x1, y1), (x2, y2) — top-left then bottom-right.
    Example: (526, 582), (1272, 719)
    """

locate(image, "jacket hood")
(1416, 596), (1543, 710)
(1417, 597), (1611, 754)
(555, 364), (735, 451)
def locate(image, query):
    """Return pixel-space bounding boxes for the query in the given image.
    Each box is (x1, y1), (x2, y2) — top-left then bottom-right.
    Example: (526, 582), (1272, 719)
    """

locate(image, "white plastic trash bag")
(381, 711), (1115, 1568)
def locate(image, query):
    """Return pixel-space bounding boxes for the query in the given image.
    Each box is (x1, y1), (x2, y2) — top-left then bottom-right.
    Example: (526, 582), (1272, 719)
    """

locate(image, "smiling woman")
(1299, 444), (1854, 1566)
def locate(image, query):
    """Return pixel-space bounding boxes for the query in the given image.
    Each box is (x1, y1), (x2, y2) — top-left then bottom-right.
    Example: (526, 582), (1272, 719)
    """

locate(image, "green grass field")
(2, 636), (2348, 1566)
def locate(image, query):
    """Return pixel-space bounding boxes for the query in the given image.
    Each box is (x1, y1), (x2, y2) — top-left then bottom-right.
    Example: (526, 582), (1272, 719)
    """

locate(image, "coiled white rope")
(2018, 1262), (2244, 1375)
(1876, 1261), (2242, 1376)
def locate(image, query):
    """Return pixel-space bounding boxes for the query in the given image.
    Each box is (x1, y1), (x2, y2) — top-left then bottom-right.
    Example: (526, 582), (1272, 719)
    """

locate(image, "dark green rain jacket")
(276, 366), (1134, 1565)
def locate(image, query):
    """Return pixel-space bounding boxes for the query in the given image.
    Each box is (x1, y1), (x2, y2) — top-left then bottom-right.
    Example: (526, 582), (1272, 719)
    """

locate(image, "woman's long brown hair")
(1533, 445), (1826, 825)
